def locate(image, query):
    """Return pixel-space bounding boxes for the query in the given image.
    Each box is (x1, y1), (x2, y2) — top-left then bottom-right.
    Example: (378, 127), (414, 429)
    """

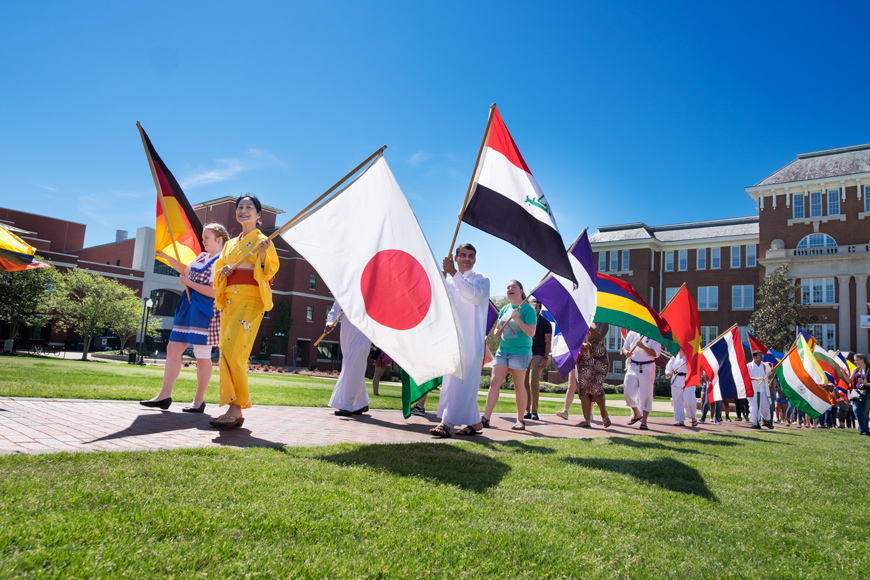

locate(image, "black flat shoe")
(139, 397), (172, 410)
(334, 409), (353, 417)
(182, 402), (206, 413)
(352, 405), (369, 415)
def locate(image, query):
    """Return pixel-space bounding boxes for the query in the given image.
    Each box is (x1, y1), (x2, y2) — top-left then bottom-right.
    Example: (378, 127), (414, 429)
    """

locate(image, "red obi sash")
(227, 269), (257, 287)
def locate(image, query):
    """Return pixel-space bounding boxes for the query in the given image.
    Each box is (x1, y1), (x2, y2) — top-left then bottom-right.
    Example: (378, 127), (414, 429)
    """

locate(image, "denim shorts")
(494, 352), (532, 370)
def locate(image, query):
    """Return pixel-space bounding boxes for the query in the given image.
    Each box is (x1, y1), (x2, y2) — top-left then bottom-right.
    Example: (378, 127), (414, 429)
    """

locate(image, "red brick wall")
(0, 207), (86, 252)
(75, 239), (136, 268)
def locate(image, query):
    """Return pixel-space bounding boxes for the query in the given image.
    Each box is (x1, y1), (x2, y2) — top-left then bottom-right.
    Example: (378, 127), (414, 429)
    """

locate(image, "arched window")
(150, 289), (181, 317)
(795, 233), (837, 256)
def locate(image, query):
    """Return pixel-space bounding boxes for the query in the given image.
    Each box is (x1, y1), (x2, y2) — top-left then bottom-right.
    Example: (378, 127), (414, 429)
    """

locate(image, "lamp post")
(275, 332), (285, 355)
(137, 297), (153, 365)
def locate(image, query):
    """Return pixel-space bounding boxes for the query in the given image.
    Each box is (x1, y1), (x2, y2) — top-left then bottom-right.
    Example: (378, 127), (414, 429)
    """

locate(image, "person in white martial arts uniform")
(324, 301), (371, 417)
(622, 330), (661, 430)
(665, 351), (697, 427)
(747, 350), (773, 429)
(429, 243), (490, 438)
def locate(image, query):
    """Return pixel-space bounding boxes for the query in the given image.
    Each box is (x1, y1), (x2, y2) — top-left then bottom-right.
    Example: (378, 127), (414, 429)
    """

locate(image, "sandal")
(209, 416), (245, 429)
(602, 414), (612, 428)
(455, 426), (481, 436)
(511, 420), (525, 431)
(639, 423), (649, 430)
(576, 420), (592, 428)
(429, 424), (451, 438)
(481, 416), (491, 429)
(628, 415), (643, 425)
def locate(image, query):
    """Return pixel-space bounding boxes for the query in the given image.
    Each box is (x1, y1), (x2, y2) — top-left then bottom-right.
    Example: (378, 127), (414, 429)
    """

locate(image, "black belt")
(630, 359), (655, 365)
(675, 372), (686, 376)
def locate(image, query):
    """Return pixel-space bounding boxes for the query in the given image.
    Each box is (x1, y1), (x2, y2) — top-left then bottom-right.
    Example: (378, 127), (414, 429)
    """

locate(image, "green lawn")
(0, 356), (670, 417)
(1, 430), (866, 579)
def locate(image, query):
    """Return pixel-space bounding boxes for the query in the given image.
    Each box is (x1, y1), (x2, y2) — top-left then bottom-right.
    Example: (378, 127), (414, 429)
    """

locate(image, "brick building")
(1, 199), (340, 369)
(590, 142), (870, 378)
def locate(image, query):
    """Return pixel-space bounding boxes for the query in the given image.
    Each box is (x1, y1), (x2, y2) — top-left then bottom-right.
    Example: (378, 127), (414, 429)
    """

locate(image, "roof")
(192, 196), (284, 215)
(755, 143), (870, 187)
(590, 216), (758, 245)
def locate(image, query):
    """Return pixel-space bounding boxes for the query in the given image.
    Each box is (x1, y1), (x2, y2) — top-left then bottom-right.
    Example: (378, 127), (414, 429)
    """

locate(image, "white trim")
(787, 214), (846, 226)
(270, 290), (335, 301)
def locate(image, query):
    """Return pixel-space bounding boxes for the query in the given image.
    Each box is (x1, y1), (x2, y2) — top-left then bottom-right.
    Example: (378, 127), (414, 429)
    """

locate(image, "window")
(732, 285), (754, 310)
(808, 324), (837, 351)
(606, 326), (622, 351)
(809, 191), (822, 217)
(665, 287), (679, 305)
(621, 250), (630, 271)
(317, 341), (341, 361)
(793, 194), (805, 219)
(796, 233), (837, 256)
(711, 247), (721, 269)
(700, 326), (719, 348)
(678, 250), (687, 271)
(306, 306), (314, 321)
(865, 186), (870, 212)
(609, 251), (618, 271)
(262, 310), (270, 319)
(697, 248), (706, 270)
(116, 259), (120, 266)
(598, 252), (606, 273)
(827, 189), (840, 215)
(612, 360), (623, 374)
(737, 326), (751, 345)
(153, 261), (180, 277)
(309, 274), (317, 290)
(665, 251), (674, 272)
(731, 246), (740, 268)
(746, 245), (756, 267)
(698, 286), (718, 310)
(149, 289), (180, 317)
(801, 278), (835, 305)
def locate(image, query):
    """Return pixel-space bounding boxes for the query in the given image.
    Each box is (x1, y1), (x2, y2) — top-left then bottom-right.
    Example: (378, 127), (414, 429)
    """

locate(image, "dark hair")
(236, 193), (262, 214)
(508, 279), (526, 300)
(856, 353), (867, 366)
(455, 243), (476, 257)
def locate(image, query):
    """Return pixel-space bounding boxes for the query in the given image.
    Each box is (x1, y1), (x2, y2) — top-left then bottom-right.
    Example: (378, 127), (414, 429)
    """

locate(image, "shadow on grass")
(607, 437), (711, 456)
(318, 443), (510, 493)
(712, 433), (792, 445)
(565, 456), (718, 501)
(476, 439), (557, 455)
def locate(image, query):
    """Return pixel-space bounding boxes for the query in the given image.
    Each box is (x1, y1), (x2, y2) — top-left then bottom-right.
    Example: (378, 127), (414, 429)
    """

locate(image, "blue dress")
(168, 253), (220, 346)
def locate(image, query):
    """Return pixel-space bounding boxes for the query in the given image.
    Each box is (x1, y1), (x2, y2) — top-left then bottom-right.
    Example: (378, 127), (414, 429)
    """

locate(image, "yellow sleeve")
(253, 236), (279, 311)
(213, 242), (231, 311)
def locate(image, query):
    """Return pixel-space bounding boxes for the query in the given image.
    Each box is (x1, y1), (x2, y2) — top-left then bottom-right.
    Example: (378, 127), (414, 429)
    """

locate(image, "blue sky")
(2, 1), (869, 292)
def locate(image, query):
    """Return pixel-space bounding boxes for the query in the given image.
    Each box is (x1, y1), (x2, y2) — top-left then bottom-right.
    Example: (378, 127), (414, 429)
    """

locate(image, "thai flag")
(541, 310), (573, 377)
(701, 327), (754, 403)
(531, 230), (597, 377)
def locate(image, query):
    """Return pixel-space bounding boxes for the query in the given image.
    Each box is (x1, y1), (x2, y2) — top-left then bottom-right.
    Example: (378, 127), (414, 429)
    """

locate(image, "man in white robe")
(747, 350), (773, 429)
(665, 351), (697, 427)
(325, 300), (371, 416)
(622, 330), (661, 430)
(430, 243), (490, 438)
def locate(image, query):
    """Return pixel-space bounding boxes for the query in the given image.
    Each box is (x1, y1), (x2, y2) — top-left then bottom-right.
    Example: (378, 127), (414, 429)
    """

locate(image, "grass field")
(1, 429), (867, 579)
(0, 356), (670, 417)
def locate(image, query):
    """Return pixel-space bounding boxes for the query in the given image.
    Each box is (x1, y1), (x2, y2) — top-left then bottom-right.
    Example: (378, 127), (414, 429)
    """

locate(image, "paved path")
(0, 397), (763, 456)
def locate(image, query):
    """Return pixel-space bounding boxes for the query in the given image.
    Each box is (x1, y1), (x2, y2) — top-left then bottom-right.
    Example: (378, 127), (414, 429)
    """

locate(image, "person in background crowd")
(140, 223), (229, 412)
(522, 298), (551, 422)
(572, 322), (611, 428)
(699, 372), (711, 423)
(556, 368), (579, 420)
(371, 348), (391, 396)
(211, 194), (279, 429)
(324, 301), (371, 417)
(772, 377), (788, 425)
(849, 353), (870, 435)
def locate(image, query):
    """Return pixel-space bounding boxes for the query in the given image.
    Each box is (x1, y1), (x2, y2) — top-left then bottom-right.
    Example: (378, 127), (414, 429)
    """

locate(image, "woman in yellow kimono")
(209, 194), (279, 429)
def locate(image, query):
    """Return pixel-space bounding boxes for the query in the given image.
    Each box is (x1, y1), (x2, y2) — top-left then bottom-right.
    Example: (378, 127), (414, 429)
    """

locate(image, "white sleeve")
(645, 338), (662, 358)
(451, 271), (490, 305)
(326, 301), (342, 325)
(666, 357), (676, 374)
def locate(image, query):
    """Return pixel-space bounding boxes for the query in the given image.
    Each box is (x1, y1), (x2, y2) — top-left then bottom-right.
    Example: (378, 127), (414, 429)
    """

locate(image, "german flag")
(661, 285), (702, 384)
(0, 225), (49, 272)
(137, 123), (203, 268)
(593, 273), (680, 355)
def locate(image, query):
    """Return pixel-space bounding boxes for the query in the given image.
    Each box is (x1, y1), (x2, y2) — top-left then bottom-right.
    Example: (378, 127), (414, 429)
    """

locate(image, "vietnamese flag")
(137, 123), (203, 268)
(661, 285), (702, 385)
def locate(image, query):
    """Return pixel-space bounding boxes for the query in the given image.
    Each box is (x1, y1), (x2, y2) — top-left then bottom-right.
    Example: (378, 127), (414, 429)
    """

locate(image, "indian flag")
(776, 336), (838, 419)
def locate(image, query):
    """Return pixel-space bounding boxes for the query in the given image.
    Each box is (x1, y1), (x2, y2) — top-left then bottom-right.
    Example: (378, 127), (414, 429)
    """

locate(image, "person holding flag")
(622, 330), (662, 430)
(747, 350), (774, 429)
(210, 194), (279, 429)
(429, 243), (489, 438)
(665, 350), (697, 427)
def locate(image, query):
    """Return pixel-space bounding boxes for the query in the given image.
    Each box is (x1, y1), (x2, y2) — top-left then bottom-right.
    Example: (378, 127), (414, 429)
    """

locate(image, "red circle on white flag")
(360, 249), (432, 330)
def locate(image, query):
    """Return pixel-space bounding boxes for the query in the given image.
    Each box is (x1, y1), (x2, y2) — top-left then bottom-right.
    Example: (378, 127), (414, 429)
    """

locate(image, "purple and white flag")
(541, 310), (573, 376)
(531, 230), (598, 377)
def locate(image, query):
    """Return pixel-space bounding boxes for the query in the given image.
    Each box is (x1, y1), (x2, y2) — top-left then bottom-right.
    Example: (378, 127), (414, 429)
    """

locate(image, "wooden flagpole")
(494, 269), (552, 336)
(314, 312), (344, 347)
(660, 282), (686, 313)
(447, 103), (497, 257)
(224, 145), (387, 274)
(136, 122), (191, 301)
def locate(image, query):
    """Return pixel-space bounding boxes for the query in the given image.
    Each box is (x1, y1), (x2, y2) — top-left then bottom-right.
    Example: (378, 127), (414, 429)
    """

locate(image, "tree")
(0, 261), (60, 340)
(107, 291), (162, 352)
(749, 265), (820, 353)
(273, 299), (292, 356)
(51, 270), (152, 360)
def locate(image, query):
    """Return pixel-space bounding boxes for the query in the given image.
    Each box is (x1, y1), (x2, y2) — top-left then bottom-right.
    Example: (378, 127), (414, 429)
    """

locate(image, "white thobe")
(747, 360), (771, 426)
(327, 301), (371, 412)
(436, 269), (490, 427)
(666, 353), (695, 422)
(623, 331), (661, 413)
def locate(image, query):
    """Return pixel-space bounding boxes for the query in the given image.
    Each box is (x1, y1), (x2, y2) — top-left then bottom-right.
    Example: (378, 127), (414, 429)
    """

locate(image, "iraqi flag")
(700, 326), (753, 404)
(0, 225), (49, 272)
(461, 106), (577, 286)
(137, 123), (203, 268)
(280, 155), (464, 385)
(531, 230), (597, 377)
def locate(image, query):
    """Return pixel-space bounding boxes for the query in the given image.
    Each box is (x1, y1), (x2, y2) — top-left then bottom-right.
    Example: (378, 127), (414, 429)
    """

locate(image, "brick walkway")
(0, 397), (762, 455)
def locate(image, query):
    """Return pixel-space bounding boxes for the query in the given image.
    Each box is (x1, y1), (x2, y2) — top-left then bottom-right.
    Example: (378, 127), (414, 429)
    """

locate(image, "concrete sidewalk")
(0, 397), (763, 456)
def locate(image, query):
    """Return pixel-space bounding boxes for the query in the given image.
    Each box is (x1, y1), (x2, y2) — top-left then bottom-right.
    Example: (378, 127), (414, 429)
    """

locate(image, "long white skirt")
(328, 319), (371, 412)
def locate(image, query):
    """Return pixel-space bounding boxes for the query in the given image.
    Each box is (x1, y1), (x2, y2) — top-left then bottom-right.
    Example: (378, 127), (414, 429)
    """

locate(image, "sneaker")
(531, 413), (539, 421)
(523, 412), (532, 419)
(410, 405), (426, 416)
(726, 418), (732, 422)
(714, 420), (721, 425)
(750, 424), (761, 430)
(699, 419), (706, 423)
(764, 421), (774, 430)
(555, 410), (569, 420)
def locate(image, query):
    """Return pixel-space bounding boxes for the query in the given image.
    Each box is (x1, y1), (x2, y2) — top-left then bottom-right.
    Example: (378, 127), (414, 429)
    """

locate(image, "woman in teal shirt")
(482, 280), (537, 430)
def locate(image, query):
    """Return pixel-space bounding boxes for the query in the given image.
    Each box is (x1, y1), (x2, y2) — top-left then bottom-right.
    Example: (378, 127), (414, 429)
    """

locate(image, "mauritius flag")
(0, 225), (49, 272)
(593, 273), (680, 355)
(137, 123), (203, 268)
(461, 105), (576, 286)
